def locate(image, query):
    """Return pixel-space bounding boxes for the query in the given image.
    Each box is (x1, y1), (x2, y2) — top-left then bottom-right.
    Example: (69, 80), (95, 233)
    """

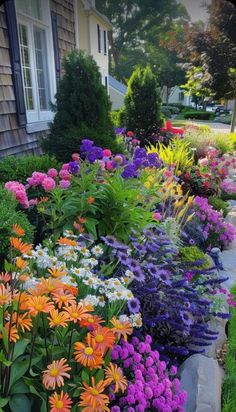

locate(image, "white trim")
(74, 0), (80, 48)
(26, 120), (51, 134)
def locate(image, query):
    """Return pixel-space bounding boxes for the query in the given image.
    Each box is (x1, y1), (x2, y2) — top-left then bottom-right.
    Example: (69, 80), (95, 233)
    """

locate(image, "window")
(15, 0), (56, 124)
(97, 23), (101, 53)
(103, 30), (107, 55)
(179, 92), (184, 101)
(105, 75), (108, 91)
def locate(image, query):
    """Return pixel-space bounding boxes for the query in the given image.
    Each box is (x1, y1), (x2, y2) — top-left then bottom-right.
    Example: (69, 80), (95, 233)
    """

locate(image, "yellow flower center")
(72, 312), (78, 318)
(53, 316), (60, 324)
(114, 373), (120, 381)
(95, 334), (104, 343)
(35, 303), (43, 311)
(91, 389), (99, 395)
(117, 323), (124, 330)
(50, 367), (59, 377)
(38, 251), (43, 256)
(84, 347), (93, 355)
(87, 317), (94, 323)
(56, 400), (64, 408)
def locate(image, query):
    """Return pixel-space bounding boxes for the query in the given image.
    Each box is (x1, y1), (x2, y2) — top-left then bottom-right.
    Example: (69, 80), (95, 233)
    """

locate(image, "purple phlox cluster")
(110, 336), (187, 411)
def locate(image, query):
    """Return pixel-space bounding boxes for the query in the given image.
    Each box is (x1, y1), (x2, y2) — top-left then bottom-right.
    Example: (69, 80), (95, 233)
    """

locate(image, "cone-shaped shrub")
(124, 66), (162, 140)
(42, 50), (121, 161)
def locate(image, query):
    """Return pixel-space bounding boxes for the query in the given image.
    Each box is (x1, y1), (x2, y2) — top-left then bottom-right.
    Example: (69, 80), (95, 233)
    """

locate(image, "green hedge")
(208, 196), (228, 217)
(0, 154), (60, 184)
(183, 111), (214, 120)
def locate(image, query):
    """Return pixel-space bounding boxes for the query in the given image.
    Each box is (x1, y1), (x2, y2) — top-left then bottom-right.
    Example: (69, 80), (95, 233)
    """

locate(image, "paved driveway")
(190, 120), (231, 133)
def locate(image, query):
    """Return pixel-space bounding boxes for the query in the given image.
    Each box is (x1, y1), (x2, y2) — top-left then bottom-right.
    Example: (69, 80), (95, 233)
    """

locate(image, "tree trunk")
(230, 96), (236, 133)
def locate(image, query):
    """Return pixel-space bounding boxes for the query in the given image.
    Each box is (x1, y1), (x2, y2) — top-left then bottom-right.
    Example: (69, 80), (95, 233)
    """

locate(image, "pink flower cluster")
(221, 179), (236, 194)
(4, 181), (29, 208)
(110, 336), (187, 412)
(194, 196), (236, 247)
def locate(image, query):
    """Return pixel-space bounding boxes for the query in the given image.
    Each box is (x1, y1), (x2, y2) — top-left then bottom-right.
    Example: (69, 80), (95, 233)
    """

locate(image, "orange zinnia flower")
(12, 224), (25, 237)
(4, 322), (19, 343)
(87, 196), (95, 205)
(48, 309), (69, 328)
(48, 267), (67, 278)
(12, 312), (32, 332)
(64, 302), (92, 324)
(42, 358), (71, 390)
(0, 272), (11, 284)
(15, 256), (29, 270)
(90, 326), (115, 354)
(27, 296), (54, 316)
(10, 237), (32, 254)
(104, 362), (128, 393)
(110, 317), (133, 341)
(74, 333), (103, 370)
(79, 377), (109, 411)
(52, 291), (76, 309)
(49, 391), (72, 412)
(80, 315), (104, 330)
(57, 237), (77, 247)
(37, 278), (63, 295)
(0, 283), (12, 306)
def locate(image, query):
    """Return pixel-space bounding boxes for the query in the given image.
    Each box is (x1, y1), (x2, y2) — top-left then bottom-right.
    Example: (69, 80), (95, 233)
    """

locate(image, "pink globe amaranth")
(59, 179), (71, 189)
(59, 169), (70, 180)
(102, 149), (112, 157)
(152, 212), (162, 221)
(42, 177), (56, 191)
(106, 161), (113, 170)
(72, 153), (80, 161)
(47, 168), (58, 178)
(61, 163), (69, 170)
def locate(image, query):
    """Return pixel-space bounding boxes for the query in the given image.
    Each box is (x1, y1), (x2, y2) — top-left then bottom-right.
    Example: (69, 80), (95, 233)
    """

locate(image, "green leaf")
(12, 339), (30, 361)
(81, 369), (90, 385)
(0, 325), (8, 352)
(9, 394), (31, 412)
(29, 386), (47, 412)
(0, 350), (12, 367)
(9, 356), (30, 389)
(94, 369), (104, 384)
(0, 398), (9, 408)
(9, 380), (30, 395)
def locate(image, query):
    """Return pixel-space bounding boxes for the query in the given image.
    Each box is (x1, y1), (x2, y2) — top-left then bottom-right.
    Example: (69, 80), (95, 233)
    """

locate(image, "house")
(108, 75), (127, 110)
(75, 0), (112, 88)
(0, 0), (111, 158)
(162, 85), (191, 107)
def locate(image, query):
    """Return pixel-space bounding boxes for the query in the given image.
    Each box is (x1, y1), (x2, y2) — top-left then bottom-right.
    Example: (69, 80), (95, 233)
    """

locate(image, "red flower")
(127, 131), (134, 137)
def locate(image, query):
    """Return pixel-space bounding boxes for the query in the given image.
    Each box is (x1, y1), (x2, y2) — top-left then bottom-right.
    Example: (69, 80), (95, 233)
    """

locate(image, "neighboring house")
(75, 0), (112, 89)
(0, 0), (111, 158)
(162, 85), (191, 107)
(108, 75), (127, 110)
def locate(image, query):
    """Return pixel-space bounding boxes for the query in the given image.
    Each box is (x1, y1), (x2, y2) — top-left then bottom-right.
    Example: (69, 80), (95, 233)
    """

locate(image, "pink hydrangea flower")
(59, 179), (70, 189)
(59, 169), (70, 180)
(42, 177), (56, 191)
(61, 163), (69, 170)
(103, 149), (112, 157)
(106, 161), (113, 170)
(72, 153), (80, 161)
(47, 168), (58, 178)
(199, 158), (208, 167)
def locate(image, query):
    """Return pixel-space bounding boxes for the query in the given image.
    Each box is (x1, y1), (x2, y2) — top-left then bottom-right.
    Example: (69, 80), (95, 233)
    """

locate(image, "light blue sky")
(179, 0), (211, 22)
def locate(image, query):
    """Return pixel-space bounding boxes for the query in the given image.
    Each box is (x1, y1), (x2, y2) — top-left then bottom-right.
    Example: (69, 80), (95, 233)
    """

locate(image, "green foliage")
(222, 285), (236, 412)
(162, 106), (180, 114)
(110, 108), (126, 127)
(179, 246), (211, 269)
(208, 196), (228, 217)
(0, 186), (34, 268)
(229, 133), (236, 149)
(161, 107), (171, 119)
(183, 111), (214, 120)
(183, 129), (234, 158)
(42, 50), (121, 161)
(124, 66), (162, 138)
(0, 155), (59, 184)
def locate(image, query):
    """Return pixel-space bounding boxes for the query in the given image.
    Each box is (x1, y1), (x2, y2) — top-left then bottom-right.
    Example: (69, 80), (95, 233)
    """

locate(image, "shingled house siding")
(50, 0), (76, 64)
(0, 0), (75, 158)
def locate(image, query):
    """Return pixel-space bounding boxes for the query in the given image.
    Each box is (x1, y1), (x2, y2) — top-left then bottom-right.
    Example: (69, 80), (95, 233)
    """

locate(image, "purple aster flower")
(134, 147), (147, 159)
(68, 161), (80, 174)
(132, 266), (145, 282)
(101, 235), (120, 248)
(126, 258), (140, 270)
(128, 297), (141, 314)
(121, 164), (138, 179)
(80, 139), (94, 151)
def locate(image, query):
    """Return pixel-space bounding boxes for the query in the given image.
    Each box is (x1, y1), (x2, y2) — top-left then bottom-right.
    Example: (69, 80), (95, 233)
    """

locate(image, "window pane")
(19, 24), (34, 110)
(33, 27), (50, 110)
(16, 0), (42, 20)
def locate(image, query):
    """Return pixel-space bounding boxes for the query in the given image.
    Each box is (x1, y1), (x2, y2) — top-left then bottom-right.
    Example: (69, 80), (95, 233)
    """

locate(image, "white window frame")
(16, 0), (56, 126)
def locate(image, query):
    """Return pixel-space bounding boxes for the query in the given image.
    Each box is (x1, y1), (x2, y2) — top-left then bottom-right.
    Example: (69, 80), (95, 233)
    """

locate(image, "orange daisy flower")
(79, 377), (109, 411)
(63, 284), (78, 297)
(48, 267), (67, 278)
(37, 278), (63, 295)
(0, 272), (11, 284)
(10, 237), (32, 254)
(74, 333), (103, 370)
(64, 302), (92, 324)
(15, 256), (29, 270)
(26, 296), (54, 316)
(18, 274), (30, 283)
(48, 309), (69, 328)
(104, 362), (128, 393)
(42, 358), (71, 390)
(12, 312), (32, 332)
(90, 326), (115, 354)
(49, 391), (72, 412)
(37, 196), (49, 204)
(57, 237), (77, 247)
(12, 224), (25, 237)
(4, 322), (19, 343)
(80, 314), (104, 330)
(110, 317), (133, 341)
(14, 291), (30, 310)
(52, 291), (76, 309)
(0, 283), (12, 305)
